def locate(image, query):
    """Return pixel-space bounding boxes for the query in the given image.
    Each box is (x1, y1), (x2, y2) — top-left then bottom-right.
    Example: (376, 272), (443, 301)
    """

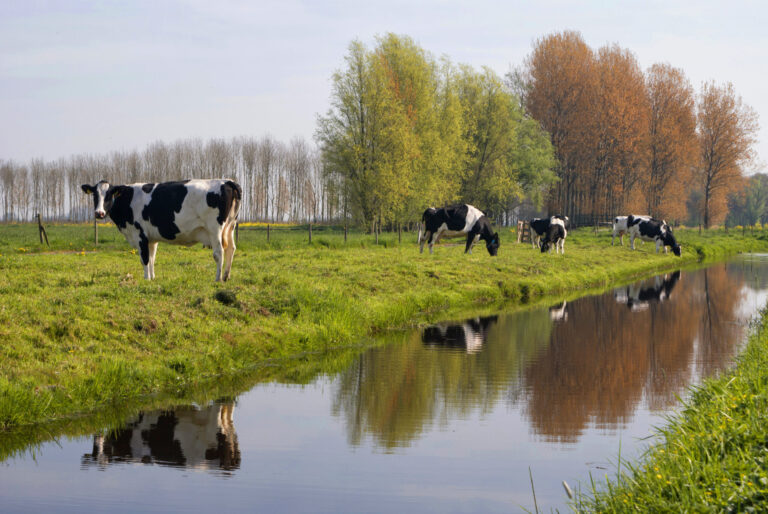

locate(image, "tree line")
(0, 31), (759, 229)
(519, 30), (759, 227)
(0, 136), (339, 223)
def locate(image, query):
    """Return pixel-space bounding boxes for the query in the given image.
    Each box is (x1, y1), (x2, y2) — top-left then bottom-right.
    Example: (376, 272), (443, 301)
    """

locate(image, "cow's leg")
(630, 234), (636, 250)
(222, 222), (236, 282)
(656, 240), (662, 253)
(135, 228), (152, 280)
(211, 231), (224, 281)
(559, 238), (565, 254)
(620, 232), (624, 246)
(465, 232), (475, 254)
(148, 242), (158, 280)
(420, 230), (430, 253)
(612, 232), (616, 246)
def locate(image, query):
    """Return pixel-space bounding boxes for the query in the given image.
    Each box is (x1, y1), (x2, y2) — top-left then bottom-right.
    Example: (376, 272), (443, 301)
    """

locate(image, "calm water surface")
(3, 256), (768, 513)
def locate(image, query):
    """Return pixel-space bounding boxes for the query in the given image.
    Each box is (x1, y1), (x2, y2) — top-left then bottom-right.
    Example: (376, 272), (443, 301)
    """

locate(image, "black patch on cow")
(106, 186), (135, 229)
(422, 316), (498, 351)
(141, 412), (186, 466)
(142, 183), (155, 194)
(141, 181), (189, 240)
(541, 223), (565, 253)
(135, 222), (149, 265)
(529, 218), (550, 237)
(205, 181), (242, 225)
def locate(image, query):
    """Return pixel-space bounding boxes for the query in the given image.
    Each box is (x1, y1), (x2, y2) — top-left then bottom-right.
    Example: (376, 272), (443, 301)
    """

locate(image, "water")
(3, 256), (768, 512)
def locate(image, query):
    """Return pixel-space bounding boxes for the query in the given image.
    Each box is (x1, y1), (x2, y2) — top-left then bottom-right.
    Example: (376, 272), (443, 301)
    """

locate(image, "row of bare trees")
(518, 31), (759, 226)
(0, 136), (345, 223)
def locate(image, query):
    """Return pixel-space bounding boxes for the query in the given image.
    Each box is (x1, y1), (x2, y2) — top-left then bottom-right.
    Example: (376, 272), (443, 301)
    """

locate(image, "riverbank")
(1, 224), (767, 430)
(578, 299), (768, 511)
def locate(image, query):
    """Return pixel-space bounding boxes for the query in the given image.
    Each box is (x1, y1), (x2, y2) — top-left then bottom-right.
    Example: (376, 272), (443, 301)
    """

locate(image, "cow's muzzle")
(95, 211), (106, 220)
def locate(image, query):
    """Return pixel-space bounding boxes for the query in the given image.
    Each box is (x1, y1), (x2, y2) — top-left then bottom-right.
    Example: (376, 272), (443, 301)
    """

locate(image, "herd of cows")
(79, 179), (681, 282)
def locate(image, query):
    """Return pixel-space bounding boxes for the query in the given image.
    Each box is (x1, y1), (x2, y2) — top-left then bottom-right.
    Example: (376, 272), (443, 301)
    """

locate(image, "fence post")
(344, 223), (348, 243)
(94, 218), (98, 245)
(37, 213), (49, 247)
(309, 222), (312, 244)
(375, 220), (379, 245)
(267, 224), (270, 243)
(398, 223), (401, 244)
(235, 222), (239, 243)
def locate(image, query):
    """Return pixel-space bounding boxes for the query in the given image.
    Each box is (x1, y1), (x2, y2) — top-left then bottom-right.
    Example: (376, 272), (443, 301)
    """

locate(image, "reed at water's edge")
(576, 301), (768, 512)
(1, 223), (767, 432)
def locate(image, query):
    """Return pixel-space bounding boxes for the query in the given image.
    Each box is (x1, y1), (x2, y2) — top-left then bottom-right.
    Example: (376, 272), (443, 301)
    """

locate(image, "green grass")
(577, 307), (768, 512)
(0, 222), (767, 431)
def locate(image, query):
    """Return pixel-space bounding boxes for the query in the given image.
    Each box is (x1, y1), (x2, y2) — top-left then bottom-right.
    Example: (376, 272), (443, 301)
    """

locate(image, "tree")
(645, 63), (697, 220)
(696, 81), (759, 227)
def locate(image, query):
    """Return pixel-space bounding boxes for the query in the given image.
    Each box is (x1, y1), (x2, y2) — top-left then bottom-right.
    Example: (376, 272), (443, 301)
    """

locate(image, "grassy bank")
(1, 223), (767, 430)
(578, 306), (768, 512)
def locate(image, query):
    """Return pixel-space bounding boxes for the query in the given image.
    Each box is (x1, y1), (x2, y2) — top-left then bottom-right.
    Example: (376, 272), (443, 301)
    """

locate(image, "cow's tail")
(224, 180), (242, 223)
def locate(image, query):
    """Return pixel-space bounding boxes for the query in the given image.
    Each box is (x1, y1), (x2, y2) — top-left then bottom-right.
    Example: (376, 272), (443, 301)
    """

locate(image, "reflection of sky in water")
(3, 256), (768, 513)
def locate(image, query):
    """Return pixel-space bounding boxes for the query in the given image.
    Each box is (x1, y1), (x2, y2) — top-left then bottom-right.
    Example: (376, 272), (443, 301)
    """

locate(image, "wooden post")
(375, 221), (379, 245)
(344, 223), (348, 243)
(398, 223), (401, 244)
(37, 213), (49, 247)
(94, 218), (98, 245)
(309, 222), (312, 244)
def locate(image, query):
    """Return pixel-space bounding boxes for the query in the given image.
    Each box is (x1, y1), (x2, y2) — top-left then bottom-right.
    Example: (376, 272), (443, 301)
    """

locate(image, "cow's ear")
(81, 184), (94, 194)
(107, 186), (122, 199)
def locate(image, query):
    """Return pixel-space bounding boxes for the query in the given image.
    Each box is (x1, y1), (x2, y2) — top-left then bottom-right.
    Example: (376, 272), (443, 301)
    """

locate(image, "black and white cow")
(81, 179), (242, 281)
(627, 215), (681, 256)
(419, 204), (499, 256)
(529, 215), (569, 249)
(612, 215), (650, 246)
(540, 216), (567, 254)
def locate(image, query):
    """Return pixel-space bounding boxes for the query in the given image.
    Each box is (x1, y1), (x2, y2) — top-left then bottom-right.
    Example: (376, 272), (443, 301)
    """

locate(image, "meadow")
(1, 221), (767, 432)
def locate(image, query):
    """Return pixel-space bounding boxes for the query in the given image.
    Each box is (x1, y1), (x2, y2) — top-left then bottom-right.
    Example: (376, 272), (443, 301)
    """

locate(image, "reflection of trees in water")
(332, 313), (553, 450)
(332, 264), (756, 450)
(728, 256), (768, 292)
(81, 402), (240, 472)
(522, 266), (746, 443)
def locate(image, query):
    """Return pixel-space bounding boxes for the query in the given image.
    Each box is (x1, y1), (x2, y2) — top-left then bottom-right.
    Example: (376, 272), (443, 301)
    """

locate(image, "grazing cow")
(81, 179), (242, 281)
(529, 215), (569, 248)
(627, 215), (681, 256)
(81, 403), (240, 471)
(540, 217), (567, 254)
(422, 316), (498, 354)
(419, 204), (499, 256)
(614, 271), (680, 312)
(612, 215), (650, 245)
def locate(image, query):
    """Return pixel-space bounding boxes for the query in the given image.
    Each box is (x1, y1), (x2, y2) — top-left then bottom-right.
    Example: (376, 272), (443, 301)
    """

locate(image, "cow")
(529, 215), (569, 249)
(612, 215), (650, 246)
(613, 271), (680, 312)
(627, 215), (681, 256)
(540, 216), (567, 254)
(419, 204), (499, 256)
(81, 403), (240, 471)
(422, 316), (498, 354)
(81, 179), (242, 281)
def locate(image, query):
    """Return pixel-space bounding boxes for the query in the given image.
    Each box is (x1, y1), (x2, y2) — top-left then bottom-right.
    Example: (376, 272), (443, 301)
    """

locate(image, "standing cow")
(419, 204), (499, 256)
(81, 179), (242, 281)
(529, 215), (569, 249)
(540, 216), (567, 254)
(627, 215), (681, 256)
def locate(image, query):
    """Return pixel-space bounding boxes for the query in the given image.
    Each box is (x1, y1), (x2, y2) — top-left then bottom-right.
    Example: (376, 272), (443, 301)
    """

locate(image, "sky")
(1, 0), (767, 169)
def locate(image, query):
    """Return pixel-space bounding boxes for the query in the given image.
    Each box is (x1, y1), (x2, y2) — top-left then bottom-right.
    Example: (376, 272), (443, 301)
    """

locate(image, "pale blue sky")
(1, 0), (766, 167)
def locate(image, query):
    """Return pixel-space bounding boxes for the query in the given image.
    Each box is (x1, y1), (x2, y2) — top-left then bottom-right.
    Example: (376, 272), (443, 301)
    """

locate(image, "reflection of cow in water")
(81, 403), (240, 472)
(613, 271), (681, 312)
(549, 300), (568, 321)
(422, 316), (498, 354)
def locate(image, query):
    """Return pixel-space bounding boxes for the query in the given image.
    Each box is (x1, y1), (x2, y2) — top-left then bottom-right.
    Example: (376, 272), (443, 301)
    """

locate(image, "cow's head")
(81, 181), (111, 219)
(486, 233), (500, 256)
(661, 225), (682, 257)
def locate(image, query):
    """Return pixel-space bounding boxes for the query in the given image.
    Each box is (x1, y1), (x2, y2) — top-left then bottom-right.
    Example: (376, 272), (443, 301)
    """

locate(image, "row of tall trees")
(521, 30), (758, 227)
(316, 33), (558, 229)
(0, 136), (339, 223)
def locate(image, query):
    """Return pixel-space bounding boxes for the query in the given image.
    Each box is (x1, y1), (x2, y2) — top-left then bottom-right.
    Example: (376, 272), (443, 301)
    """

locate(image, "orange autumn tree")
(645, 63), (697, 220)
(590, 45), (650, 217)
(696, 81), (758, 227)
(525, 31), (598, 218)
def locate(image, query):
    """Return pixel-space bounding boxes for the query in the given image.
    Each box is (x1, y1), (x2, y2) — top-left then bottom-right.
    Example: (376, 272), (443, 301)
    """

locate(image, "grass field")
(1, 221), (767, 432)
